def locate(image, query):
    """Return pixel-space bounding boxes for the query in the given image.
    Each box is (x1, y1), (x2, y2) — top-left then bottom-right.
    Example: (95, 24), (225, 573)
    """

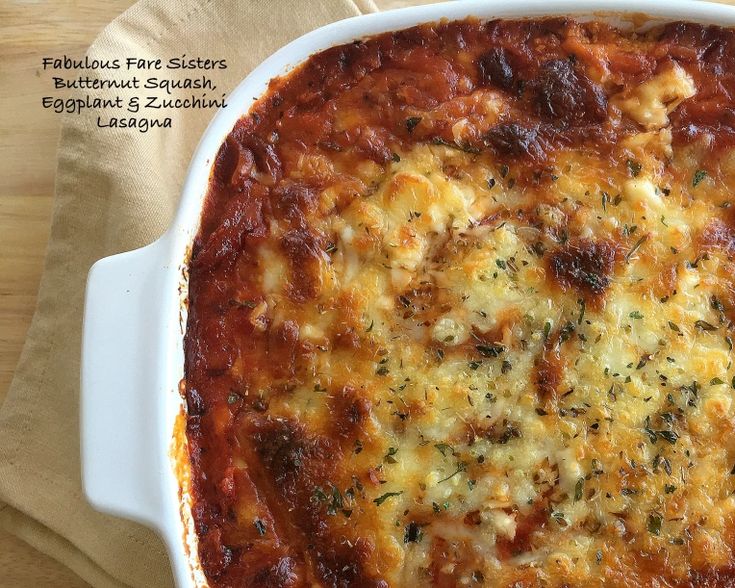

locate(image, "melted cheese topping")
(614, 64), (696, 130)
(247, 124), (735, 583)
(187, 17), (735, 588)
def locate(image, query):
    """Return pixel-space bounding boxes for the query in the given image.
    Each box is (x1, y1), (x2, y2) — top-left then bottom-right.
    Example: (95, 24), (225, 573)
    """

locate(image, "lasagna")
(184, 17), (735, 587)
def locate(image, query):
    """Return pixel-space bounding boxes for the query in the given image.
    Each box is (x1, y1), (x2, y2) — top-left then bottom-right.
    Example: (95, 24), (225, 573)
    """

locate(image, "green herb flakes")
(647, 513), (663, 535)
(405, 117), (422, 133)
(627, 159), (642, 177)
(625, 235), (648, 263)
(373, 491), (403, 506)
(434, 443), (454, 457)
(574, 477), (584, 501)
(695, 319), (717, 332)
(476, 344), (505, 358)
(254, 519), (267, 536)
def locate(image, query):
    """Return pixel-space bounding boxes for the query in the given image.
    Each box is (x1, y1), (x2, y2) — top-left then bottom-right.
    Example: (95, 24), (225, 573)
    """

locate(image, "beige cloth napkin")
(0, 1), (380, 586)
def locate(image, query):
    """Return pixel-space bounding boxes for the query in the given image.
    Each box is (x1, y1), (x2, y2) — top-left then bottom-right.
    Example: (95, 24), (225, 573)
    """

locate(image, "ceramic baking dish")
(80, 0), (735, 585)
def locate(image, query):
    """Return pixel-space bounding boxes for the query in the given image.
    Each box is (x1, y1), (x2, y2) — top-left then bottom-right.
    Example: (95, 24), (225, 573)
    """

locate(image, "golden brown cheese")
(185, 17), (735, 588)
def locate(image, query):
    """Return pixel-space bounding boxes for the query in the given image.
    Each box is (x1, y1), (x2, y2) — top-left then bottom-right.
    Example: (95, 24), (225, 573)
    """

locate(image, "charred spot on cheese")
(330, 386), (372, 441)
(484, 123), (547, 160)
(332, 325), (362, 350)
(477, 46), (523, 92)
(547, 238), (618, 303)
(245, 416), (336, 487)
(280, 227), (324, 301)
(272, 181), (319, 223)
(534, 59), (608, 126)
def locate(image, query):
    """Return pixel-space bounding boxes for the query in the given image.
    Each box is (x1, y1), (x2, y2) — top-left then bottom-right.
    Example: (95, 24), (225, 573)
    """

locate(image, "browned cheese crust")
(185, 17), (735, 588)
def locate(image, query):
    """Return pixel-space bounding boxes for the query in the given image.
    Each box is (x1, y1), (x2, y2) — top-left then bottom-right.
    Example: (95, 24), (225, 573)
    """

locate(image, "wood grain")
(0, 0), (729, 586)
(0, 0), (146, 404)
(0, 526), (92, 588)
(0, 1), (138, 585)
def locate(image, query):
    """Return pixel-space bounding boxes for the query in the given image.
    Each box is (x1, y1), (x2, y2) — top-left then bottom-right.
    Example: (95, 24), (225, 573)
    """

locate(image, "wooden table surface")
(1, 3), (137, 585)
(0, 1), (414, 585)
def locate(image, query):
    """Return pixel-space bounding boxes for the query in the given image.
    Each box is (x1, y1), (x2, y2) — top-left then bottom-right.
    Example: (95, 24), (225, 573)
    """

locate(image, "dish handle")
(81, 240), (169, 529)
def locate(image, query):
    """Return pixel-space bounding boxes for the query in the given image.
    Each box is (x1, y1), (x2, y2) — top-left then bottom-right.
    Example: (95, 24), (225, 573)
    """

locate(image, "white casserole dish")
(81, 0), (735, 585)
